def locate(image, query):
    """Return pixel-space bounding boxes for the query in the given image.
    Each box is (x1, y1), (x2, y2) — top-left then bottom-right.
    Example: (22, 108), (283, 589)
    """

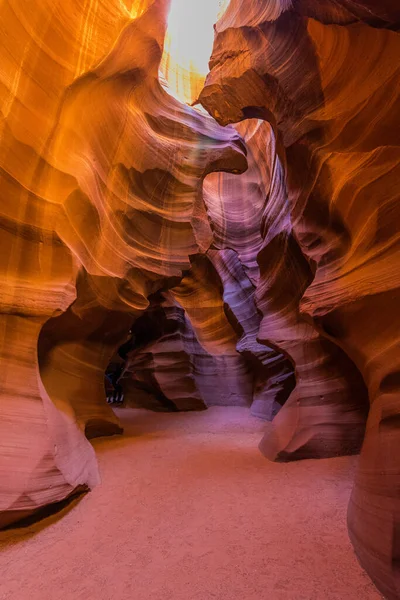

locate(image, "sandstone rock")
(200, 1), (400, 596)
(2, 3), (400, 599)
(0, 0), (246, 527)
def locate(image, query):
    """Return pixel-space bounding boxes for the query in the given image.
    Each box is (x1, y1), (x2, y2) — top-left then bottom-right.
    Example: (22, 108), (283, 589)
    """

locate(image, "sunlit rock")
(0, 0), (246, 527)
(200, 1), (400, 597)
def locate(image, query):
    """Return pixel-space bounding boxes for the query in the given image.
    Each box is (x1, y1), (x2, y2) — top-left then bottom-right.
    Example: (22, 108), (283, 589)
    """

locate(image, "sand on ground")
(0, 407), (382, 600)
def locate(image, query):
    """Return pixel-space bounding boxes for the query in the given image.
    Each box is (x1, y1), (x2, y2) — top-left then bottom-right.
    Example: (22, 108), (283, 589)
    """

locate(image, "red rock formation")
(200, 1), (400, 597)
(122, 295), (208, 412)
(201, 50), (368, 460)
(121, 123), (297, 417)
(123, 248), (293, 419)
(0, 0), (246, 527)
(171, 255), (255, 407)
(203, 120), (295, 419)
(122, 289), (253, 411)
(2, 2), (400, 598)
(203, 119), (270, 284)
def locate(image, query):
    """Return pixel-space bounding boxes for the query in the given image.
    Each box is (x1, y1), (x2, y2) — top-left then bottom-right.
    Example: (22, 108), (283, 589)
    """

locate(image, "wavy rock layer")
(123, 250), (294, 419)
(201, 59), (369, 461)
(2, 2), (400, 599)
(125, 119), (295, 419)
(200, 1), (400, 598)
(123, 289), (253, 411)
(0, 0), (246, 527)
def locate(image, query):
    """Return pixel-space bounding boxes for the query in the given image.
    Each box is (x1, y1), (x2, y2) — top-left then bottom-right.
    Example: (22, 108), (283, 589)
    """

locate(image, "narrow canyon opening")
(1, 1), (399, 600)
(160, 0), (230, 104)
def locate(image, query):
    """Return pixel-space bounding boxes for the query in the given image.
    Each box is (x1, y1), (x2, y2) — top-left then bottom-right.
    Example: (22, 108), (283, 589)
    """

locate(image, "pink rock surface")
(1, 2), (400, 598)
(0, 0), (246, 526)
(199, 1), (400, 597)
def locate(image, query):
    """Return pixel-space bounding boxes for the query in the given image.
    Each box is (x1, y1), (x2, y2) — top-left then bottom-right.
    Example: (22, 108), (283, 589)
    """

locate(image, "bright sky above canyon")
(161, 0), (229, 104)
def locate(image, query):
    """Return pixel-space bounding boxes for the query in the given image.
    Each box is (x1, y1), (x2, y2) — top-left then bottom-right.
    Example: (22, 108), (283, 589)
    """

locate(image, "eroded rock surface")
(125, 119), (295, 419)
(200, 1), (400, 597)
(2, 2), (400, 599)
(0, 0), (246, 527)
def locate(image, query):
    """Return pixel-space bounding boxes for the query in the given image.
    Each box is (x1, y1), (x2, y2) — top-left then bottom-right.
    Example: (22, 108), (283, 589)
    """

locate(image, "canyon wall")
(199, 1), (400, 597)
(1, 1), (400, 598)
(0, 0), (247, 527)
(123, 119), (294, 418)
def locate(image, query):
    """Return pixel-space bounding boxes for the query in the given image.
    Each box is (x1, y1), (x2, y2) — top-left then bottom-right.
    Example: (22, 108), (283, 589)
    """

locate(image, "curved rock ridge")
(123, 250), (293, 419)
(171, 254), (256, 407)
(203, 120), (295, 418)
(203, 119), (271, 285)
(122, 295), (208, 412)
(200, 1), (400, 597)
(122, 288), (253, 411)
(201, 77), (368, 460)
(208, 248), (295, 420)
(216, 0), (400, 32)
(121, 116), (295, 419)
(0, 0), (247, 527)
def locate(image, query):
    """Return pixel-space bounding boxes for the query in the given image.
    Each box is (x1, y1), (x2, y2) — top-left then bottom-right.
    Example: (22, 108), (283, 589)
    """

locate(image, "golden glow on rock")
(126, 0), (152, 19)
(160, 0), (229, 105)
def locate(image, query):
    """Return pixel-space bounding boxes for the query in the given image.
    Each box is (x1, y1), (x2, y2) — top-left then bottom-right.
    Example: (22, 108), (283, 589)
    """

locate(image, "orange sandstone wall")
(0, 0), (246, 527)
(200, 1), (400, 597)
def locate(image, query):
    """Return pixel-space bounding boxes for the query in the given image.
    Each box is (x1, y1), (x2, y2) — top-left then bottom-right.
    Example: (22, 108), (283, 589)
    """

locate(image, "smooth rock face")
(123, 119), (294, 419)
(123, 289), (252, 412)
(0, 0), (246, 527)
(200, 12), (370, 463)
(122, 252), (292, 418)
(1, 1), (400, 598)
(200, 1), (400, 598)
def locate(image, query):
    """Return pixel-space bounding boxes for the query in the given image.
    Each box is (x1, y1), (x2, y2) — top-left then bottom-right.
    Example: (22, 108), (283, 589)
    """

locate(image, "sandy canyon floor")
(0, 407), (382, 600)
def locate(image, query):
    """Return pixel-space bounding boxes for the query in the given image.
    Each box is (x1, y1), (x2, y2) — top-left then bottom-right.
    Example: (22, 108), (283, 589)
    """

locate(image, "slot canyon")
(0, 0), (399, 598)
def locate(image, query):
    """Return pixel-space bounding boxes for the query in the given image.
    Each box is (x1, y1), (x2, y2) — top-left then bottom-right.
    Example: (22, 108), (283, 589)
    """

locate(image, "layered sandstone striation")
(123, 119), (294, 419)
(123, 286), (252, 412)
(200, 1), (400, 597)
(2, 1), (400, 598)
(0, 0), (246, 527)
(200, 20), (369, 461)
